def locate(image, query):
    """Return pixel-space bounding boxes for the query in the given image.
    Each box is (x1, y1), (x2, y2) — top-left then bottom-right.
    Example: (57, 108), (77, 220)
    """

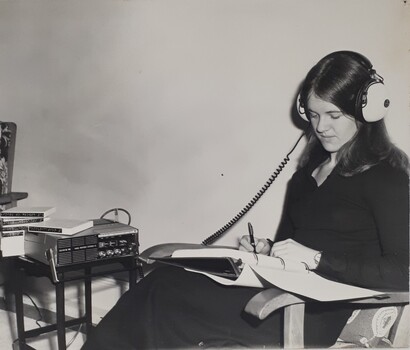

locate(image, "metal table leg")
(55, 281), (66, 350)
(15, 269), (26, 348)
(85, 267), (92, 335)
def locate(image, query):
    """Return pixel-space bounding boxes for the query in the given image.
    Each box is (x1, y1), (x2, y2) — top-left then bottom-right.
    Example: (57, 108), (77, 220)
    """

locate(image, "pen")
(248, 222), (257, 254)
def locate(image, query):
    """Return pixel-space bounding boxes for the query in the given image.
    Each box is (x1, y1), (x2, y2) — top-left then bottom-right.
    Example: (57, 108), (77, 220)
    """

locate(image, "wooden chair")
(0, 122), (28, 280)
(140, 244), (409, 348)
(244, 288), (409, 348)
(0, 122), (28, 209)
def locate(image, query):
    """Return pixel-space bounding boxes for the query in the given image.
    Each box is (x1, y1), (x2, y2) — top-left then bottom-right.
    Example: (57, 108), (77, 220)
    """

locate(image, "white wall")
(0, 0), (409, 252)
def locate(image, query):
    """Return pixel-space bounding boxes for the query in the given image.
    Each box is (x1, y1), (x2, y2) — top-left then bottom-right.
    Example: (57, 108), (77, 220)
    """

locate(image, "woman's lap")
(82, 266), (351, 349)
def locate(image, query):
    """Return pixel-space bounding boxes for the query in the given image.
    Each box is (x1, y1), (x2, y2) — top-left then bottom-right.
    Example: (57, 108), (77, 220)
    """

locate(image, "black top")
(276, 159), (409, 291)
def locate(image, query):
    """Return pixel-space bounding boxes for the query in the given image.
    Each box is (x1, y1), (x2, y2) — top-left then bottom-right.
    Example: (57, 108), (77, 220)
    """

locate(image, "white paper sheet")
(174, 248), (383, 301)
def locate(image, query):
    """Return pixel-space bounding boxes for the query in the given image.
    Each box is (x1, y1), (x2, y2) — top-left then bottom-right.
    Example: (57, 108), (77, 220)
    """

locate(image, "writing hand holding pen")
(238, 223), (271, 255)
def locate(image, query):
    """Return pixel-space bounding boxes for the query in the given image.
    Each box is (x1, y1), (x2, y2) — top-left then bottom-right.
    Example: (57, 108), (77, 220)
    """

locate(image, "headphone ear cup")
(296, 93), (309, 122)
(357, 81), (390, 122)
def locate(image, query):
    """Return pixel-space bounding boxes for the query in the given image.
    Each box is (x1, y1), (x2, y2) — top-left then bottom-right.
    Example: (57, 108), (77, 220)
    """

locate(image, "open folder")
(153, 256), (243, 279)
(149, 246), (384, 302)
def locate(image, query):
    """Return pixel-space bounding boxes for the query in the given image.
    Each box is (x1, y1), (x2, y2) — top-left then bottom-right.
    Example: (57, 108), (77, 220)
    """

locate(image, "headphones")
(297, 51), (390, 123)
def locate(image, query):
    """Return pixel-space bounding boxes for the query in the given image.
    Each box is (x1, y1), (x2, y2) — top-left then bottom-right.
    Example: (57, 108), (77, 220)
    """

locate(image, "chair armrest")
(140, 243), (206, 263)
(244, 287), (306, 320)
(245, 288), (409, 349)
(244, 289), (408, 321)
(0, 192), (28, 205)
(139, 243), (212, 275)
(348, 291), (409, 305)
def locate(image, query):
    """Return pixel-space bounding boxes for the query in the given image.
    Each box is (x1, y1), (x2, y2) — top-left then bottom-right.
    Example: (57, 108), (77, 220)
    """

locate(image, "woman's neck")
(328, 152), (338, 166)
(311, 153), (338, 187)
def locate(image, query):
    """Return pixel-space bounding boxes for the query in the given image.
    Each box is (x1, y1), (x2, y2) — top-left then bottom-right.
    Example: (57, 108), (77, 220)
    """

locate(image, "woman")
(82, 51), (409, 349)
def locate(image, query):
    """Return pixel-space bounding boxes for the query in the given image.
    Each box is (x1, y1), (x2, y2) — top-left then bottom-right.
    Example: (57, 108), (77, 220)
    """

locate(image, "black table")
(13, 254), (141, 350)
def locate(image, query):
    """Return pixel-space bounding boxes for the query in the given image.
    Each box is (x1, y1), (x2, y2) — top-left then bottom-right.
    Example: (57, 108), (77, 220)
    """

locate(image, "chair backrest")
(0, 122), (17, 197)
(0, 122), (27, 210)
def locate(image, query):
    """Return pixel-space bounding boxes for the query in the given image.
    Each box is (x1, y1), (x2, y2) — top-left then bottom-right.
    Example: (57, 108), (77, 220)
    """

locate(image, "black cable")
(100, 208), (132, 225)
(23, 292), (43, 328)
(201, 132), (305, 245)
(66, 323), (83, 348)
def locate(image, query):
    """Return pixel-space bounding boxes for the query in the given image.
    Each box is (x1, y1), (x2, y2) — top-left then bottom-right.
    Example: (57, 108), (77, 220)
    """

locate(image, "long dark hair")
(298, 51), (409, 176)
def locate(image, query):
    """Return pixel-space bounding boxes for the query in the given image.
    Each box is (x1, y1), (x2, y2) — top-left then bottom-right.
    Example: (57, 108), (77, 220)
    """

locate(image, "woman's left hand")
(270, 238), (320, 270)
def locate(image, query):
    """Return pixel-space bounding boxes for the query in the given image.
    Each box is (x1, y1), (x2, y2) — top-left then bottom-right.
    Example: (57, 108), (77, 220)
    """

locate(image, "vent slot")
(72, 250), (85, 263)
(58, 251), (72, 265)
(86, 248), (98, 261)
(57, 239), (71, 249)
(72, 237), (85, 247)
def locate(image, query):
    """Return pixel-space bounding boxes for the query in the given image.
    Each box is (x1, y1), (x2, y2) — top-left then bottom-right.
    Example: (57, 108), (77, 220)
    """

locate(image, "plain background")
(0, 0), (409, 252)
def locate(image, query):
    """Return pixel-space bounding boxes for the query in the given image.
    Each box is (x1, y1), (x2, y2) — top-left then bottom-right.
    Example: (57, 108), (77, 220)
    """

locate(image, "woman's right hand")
(238, 235), (271, 255)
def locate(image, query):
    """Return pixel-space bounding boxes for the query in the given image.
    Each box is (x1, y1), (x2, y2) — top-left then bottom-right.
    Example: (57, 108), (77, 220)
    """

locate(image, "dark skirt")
(82, 267), (352, 349)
